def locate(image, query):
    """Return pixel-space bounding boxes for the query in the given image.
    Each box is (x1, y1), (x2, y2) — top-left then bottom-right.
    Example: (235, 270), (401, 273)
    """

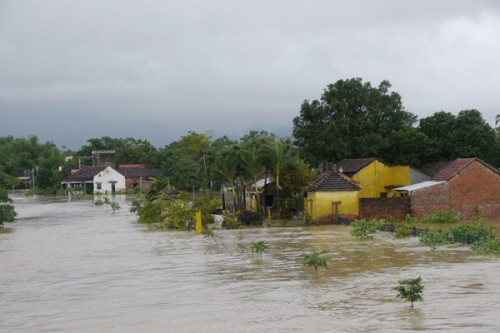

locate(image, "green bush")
(419, 230), (455, 250)
(424, 209), (461, 224)
(130, 195), (163, 223)
(471, 238), (500, 255)
(395, 224), (411, 238)
(451, 220), (495, 244)
(222, 210), (240, 229)
(350, 219), (384, 239)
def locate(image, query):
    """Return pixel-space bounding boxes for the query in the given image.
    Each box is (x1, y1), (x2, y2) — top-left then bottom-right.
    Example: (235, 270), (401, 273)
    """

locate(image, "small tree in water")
(394, 276), (424, 308)
(300, 249), (330, 275)
(251, 241), (270, 258)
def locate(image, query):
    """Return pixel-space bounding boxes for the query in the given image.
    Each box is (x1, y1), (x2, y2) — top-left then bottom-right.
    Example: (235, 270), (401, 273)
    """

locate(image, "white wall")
(93, 166), (126, 194)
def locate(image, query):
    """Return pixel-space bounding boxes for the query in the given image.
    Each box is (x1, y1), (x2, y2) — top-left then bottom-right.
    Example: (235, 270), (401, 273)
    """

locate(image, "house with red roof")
(304, 169), (360, 221)
(394, 158), (500, 219)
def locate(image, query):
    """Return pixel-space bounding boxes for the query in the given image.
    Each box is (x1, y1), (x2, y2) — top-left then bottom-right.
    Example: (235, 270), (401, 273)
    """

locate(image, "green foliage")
(300, 249), (330, 275)
(0, 135), (65, 190)
(419, 110), (497, 165)
(78, 136), (159, 167)
(450, 220), (495, 245)
(130, 195), (163, 224)
(222, 210), (240, 229)
(251, 241), (270, 257)
(192, 196), (221, 226)
(470, 238), (500, 255)
(419, 230), (455, 250)
(159, 132), (211, 191)
(394, 277), (424, 308)
(304, 212), (314, 226)
(293, 78), (416, 166)
(202, 227), (218, 243)
(419, 221), (498, 253)
(350, 219), (384, 239)
(161, 199), (196, 230)
(424, 209), (461, 224)
(94, 196), (120, 212)
(0, 189), (16, 226)
(395, 224), (411, 238)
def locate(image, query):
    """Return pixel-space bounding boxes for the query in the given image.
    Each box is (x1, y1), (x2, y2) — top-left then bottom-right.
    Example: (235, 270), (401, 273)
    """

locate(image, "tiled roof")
(117, 168), (161, 178)
(432, 158), (496, 181)
(305, 169), (360, 192)
(63, 166), (106, 182)
(418, 161), (453, 177)
(336, 158), (383, 177)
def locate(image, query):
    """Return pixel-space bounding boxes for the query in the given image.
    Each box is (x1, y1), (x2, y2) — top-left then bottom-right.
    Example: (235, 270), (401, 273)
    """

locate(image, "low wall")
(360, 197), (410, 220)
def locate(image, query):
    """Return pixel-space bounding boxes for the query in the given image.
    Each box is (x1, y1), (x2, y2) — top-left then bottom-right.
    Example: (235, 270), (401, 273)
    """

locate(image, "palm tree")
(239, 144), (265, 211)
(212, 146), (240, 211)
(264, 140), (297, 204)
(496, 114), (500, 126)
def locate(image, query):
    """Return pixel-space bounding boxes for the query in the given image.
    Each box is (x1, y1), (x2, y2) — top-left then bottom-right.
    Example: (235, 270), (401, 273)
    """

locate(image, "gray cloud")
(1, 0), (499, 149)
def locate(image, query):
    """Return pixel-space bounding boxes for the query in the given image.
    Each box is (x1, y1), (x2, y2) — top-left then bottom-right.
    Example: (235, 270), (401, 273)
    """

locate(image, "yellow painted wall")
(305, 191), (359, 220)
(350, 161), (410, 198)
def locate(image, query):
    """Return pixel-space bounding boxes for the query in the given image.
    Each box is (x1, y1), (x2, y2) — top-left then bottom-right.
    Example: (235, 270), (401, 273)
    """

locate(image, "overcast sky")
(1, 0), (499, 150)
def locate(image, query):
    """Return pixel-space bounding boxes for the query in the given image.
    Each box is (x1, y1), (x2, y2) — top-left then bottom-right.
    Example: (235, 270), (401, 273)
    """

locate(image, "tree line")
(293, 78), (500, 168)
(1, 77), (499, 201)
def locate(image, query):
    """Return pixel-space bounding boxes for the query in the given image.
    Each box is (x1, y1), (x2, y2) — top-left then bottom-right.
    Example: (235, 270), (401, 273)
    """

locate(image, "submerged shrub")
(419, 230), (455, 250)
(470, 238), (500, 255)
(300, 249), (330, 275)
(350, 219), (384, 239)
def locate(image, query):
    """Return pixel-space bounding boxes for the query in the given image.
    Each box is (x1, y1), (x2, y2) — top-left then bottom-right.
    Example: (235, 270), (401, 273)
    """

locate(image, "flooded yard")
(1, 193), (499, 332)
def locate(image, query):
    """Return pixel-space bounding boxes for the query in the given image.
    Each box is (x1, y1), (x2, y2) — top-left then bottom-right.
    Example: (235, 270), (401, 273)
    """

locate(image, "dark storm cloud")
(1, 0), (499, 149)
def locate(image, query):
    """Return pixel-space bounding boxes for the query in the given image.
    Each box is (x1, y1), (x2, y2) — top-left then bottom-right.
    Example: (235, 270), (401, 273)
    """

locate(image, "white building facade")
(93, 166), (126, 195)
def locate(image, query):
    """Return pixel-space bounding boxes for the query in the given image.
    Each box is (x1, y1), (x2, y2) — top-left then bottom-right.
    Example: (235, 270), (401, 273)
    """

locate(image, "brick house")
(394, 158), (500, 219)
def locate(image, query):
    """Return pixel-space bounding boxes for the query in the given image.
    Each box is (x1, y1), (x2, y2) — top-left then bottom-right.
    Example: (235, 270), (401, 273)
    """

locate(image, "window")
(96, 182), (102, 190)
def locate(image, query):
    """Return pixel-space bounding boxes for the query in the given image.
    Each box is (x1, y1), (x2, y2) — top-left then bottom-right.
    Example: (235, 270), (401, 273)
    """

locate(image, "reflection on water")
(1, 193), (499, 332)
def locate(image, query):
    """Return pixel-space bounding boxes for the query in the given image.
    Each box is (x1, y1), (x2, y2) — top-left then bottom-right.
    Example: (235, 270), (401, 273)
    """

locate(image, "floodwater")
(1, 194), (499, 333)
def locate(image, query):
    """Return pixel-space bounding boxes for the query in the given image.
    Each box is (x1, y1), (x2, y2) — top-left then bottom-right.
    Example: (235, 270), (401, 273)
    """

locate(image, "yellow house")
(336, 158), (430, 198)
(304, 170), (360, 221)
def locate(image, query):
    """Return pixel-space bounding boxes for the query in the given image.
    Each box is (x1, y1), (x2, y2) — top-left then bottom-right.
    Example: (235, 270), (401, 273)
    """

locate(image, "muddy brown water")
(1, 193), (499, 332)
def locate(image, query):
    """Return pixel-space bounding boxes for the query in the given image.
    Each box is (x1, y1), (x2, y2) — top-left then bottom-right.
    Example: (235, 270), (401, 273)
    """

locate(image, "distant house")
(117, 165), (161, 190)
(394, 158), (500, 219)
(61, 166), (106, 194)
(93, 166), (126, 194)
(336, 158), (430, 198)
(304, 169), (360, 221)
(61, 165), (161, 195)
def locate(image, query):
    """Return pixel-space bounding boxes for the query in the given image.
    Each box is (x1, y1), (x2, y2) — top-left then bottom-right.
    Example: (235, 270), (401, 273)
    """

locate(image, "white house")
(93, 166), (126, 195)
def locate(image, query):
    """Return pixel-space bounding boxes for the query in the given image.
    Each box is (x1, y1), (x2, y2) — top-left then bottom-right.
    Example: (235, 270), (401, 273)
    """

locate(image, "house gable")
(94, 166), (126, 194)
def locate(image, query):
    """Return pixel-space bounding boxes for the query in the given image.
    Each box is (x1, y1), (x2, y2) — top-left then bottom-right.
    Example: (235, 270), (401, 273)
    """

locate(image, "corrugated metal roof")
(393, 180), (445, 192)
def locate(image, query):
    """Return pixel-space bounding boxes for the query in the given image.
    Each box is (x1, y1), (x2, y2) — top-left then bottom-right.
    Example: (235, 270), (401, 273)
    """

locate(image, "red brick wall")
(410, 182), (450, 218)
(360, 197), (410, 220)
(449, 161), (500, 219)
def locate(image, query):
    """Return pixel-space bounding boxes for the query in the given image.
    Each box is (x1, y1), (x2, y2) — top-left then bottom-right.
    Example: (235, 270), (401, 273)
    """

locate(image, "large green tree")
(159, 132), (212, 191)
(0, 135), (65, 191)
(293, 78), (417, 166)
(78, 136), (160, 167)
(0, 188), (16, 226)
(419, 110), (497, 165)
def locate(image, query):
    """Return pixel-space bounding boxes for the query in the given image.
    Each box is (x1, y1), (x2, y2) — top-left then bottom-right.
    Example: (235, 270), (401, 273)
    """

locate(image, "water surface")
(1, 194), (499, 332)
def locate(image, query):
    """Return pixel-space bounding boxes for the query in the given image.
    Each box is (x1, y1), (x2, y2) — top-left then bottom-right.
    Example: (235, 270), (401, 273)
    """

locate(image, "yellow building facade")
(338, 159), (413, 198)
(304, 170), (360, 221)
